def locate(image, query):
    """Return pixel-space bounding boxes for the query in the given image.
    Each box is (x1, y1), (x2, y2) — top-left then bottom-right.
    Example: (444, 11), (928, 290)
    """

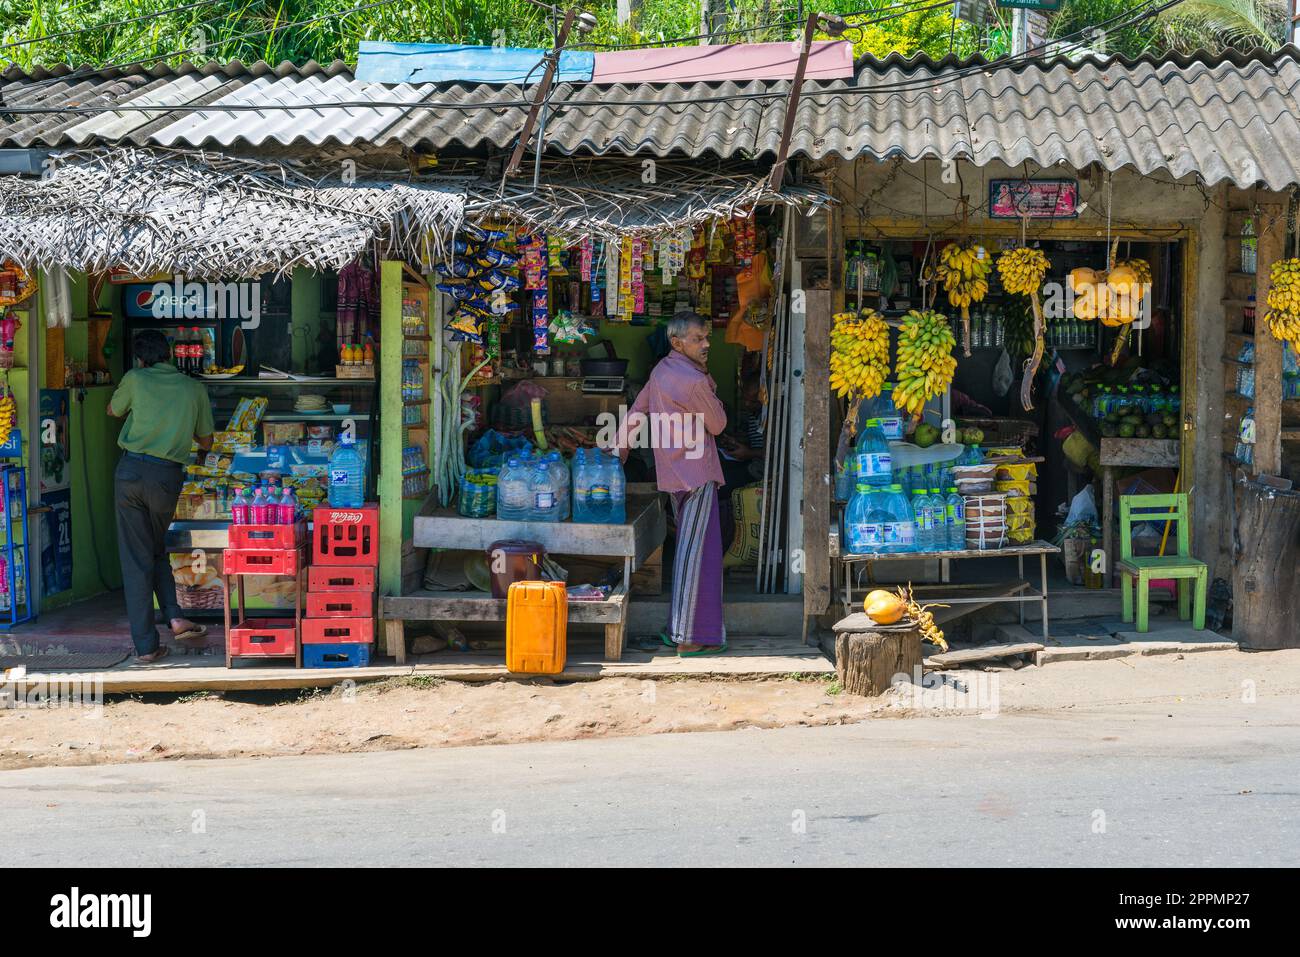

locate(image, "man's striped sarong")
(667, 481), (726, 646)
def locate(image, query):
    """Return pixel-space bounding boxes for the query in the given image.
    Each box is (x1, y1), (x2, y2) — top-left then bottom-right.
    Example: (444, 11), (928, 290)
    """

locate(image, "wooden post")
(378, 260), (404, 599)
(1253, 202), (1287, 477)
(1232, 474), (1300, 649)
(833, 620), (922, 697)
(802, 289), (832, 634)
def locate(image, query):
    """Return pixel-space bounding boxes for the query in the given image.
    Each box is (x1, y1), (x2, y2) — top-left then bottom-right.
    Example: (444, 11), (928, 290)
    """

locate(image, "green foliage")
(1048, 0), (1161, 57)
(818, 0), (982, 60)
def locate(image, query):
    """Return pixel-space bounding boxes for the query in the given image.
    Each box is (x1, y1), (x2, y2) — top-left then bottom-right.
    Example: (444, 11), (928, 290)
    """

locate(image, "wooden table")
(838, 541), (1062, 640)
(1099, 438), (1180, 580)
(384, 495), (666, 663)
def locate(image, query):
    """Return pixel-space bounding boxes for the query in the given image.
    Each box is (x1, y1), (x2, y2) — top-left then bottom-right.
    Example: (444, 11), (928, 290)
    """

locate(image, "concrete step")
(628, 594), (804, 637)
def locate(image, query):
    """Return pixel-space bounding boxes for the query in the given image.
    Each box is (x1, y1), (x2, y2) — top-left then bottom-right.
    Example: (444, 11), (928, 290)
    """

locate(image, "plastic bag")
(1064, 485), (1098, 526)
(992, 348), (1013, 397)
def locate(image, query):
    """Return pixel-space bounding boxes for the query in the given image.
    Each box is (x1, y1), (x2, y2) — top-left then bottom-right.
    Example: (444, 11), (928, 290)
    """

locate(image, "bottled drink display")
(231, 487), (250, 525)
(571, 449), (627, 525)
(886, 483), (916, 552)
(327, 433), (365, 508)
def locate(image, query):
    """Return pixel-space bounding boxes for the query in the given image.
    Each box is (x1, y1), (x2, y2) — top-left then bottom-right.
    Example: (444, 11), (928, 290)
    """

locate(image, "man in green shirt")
(109, 330), (215, 662)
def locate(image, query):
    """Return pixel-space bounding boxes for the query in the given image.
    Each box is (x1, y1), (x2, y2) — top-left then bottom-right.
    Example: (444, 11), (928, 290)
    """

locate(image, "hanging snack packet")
(464, 224), (509, 244)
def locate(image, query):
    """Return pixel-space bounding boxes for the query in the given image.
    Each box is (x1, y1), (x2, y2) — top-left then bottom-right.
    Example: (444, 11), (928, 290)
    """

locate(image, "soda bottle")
(230, 487), (249, 525)
(249, 485), (269, 524)
(278, 487), (298, 525)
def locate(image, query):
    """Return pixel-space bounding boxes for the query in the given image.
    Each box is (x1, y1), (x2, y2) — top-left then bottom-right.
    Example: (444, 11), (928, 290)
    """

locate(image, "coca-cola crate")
(229, 521), (306, 551)
(313, 505), (379, 566)
(301, 616), (375, 645)
(308, 565), (376, 593)
(228, 618), (297, 657)
(303, 642), (372, 669)
(223, 546), (306, 576)
(306, 591), (374, 619)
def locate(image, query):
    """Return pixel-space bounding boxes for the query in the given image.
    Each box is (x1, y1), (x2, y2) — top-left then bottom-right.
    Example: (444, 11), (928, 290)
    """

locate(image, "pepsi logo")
(134, 290), (153, 308)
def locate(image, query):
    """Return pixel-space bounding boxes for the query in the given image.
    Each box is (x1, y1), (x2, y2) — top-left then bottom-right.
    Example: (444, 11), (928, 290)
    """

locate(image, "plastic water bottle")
(544, 452), (570, 521)
(278, 487), (298, 525)
(945, 487), (965, 550)
(570, 449), (590, 522)
(529, 462), (560, 522)
(854, 418), (892, 488)
(886, 483), (916, 552)
(586, 451), (613, 524)
(869, 388), (905, 442)
(328, 434), (365, 508)
(497, 457), (530, 521)
(844, 483), (878, 555)
(230, 487), (249, 525)
(606, 451), (626, 524)
(249, 485), (270, 525)
(913, 488), (934, 551)
(928, 488), (947, 551)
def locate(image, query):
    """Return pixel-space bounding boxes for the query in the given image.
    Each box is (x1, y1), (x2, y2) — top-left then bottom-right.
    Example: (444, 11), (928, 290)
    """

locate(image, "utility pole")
(1011, 6), (1028, 54)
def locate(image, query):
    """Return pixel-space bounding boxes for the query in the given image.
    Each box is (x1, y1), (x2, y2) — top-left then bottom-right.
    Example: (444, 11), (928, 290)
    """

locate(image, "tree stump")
(832, 614), (922, 697)
(1233, 474), (1300, 649)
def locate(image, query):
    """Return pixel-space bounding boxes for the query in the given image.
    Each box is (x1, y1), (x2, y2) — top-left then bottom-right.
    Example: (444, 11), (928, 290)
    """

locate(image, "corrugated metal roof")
(152, 73), (433, 148)
(3, 48), (1299, 188)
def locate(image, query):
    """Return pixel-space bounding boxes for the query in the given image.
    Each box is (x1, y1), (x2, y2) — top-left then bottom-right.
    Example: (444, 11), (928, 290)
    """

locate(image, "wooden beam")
(505, 8), (578, 179)
(802, 288), (832, 629)
(378, 260), (405, 598)
(1253, 202), (1287, 477)
(766, 14), (820, 193)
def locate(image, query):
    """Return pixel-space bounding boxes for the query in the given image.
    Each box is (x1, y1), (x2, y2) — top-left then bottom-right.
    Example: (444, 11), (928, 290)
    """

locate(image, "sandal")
(172, 624), (208, 641)
(134, 645), (171, 665)
(678, 642), (728, 657)
(660, 631), (675, 648)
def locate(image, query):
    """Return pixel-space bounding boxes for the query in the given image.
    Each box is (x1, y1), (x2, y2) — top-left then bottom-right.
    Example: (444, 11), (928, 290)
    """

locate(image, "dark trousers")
(114, 454), (185, 655)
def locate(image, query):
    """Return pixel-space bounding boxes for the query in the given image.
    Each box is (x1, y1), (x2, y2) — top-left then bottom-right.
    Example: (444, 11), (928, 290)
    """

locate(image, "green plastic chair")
(1116, 493), (1207, 632)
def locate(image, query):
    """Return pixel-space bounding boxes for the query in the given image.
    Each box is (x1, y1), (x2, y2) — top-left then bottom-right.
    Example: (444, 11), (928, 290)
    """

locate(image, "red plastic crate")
(308, 565), (376, 593)
(223, 546), (306, 576)
(228, 618), (297, 657)
(229, 521), (306, 551)
(301, 617), (375, 645)
(306, 591), (374, 619)
(312, 505), (379, 566)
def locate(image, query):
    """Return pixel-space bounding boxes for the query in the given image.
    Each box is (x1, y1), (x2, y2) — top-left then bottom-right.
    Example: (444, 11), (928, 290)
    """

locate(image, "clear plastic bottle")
(278, 487), (298, 525)
(249, 485), (270, 524)
(911, 486), (932, 551)
(928, 488), (947, 551)
(230, 487), (249, 525)
(854, 418), (893, 489)
(327, 434), (365, 508)
(605, 451), (626, 525)
(886, 483), (916, 552)
(528, 462), (560, 522)
(497, 456), (531, 521)
(844, 483), (876, 555)
(945, 487), (965, 550)
(570, 449), (589, 522)
(544, 451), (570, 521)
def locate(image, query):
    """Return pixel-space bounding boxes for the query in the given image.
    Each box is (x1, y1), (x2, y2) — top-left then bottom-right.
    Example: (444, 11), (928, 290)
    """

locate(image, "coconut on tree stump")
(832, 614), (923, 697)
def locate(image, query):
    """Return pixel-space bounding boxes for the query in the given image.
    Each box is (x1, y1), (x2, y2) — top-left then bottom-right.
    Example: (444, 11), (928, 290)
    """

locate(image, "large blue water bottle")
(528, 462), (560, 522)
(327, 433), (365, 507)
(854, 418), (892, 488)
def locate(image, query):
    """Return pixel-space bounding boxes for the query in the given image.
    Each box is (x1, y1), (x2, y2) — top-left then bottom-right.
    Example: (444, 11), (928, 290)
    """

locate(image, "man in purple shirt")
(613, 311), (728, 655)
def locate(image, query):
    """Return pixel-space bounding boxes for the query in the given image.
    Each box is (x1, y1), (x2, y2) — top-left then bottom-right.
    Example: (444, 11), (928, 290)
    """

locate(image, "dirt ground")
(3, 648), (1299, 770)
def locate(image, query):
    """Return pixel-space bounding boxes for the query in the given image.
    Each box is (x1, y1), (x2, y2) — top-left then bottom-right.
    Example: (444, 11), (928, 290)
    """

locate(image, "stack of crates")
(224, 521), (308, 663)
(302, 505), (379, 668)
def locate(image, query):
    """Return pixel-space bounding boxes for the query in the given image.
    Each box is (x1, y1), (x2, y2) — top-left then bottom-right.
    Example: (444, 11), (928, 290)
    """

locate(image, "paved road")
(4, 697), (1298, 866)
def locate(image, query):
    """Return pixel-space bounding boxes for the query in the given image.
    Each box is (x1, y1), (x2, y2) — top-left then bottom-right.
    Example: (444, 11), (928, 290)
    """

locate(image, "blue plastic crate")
(302, 642), (371, 669)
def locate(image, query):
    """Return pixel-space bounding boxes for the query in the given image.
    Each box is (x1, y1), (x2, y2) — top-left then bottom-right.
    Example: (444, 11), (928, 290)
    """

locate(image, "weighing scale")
(581, 375), (626, 395)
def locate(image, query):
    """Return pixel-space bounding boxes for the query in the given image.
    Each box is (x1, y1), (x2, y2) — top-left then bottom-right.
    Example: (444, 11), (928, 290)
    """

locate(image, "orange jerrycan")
(506, 580), (568, 674)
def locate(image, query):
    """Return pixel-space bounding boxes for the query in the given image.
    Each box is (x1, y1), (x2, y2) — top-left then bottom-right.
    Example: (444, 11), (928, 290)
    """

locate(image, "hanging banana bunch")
(892, 308), (957, 416)
(830, 308), (891, 400)
(937, 241), (991, 357)
(0, 381), (15, 448)
(1265, 257), (1300, 351)
(996, 246), (1051, 411)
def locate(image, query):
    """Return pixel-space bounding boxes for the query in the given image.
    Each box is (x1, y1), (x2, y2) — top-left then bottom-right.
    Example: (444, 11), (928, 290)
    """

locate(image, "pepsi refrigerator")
(120, 277), (292, 371)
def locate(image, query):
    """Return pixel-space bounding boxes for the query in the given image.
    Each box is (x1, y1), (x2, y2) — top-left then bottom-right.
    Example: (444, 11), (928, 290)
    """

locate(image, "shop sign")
(122, 278), (261, 328)
(989, 179), (1079, 219)
(38, 389), (70, 494)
